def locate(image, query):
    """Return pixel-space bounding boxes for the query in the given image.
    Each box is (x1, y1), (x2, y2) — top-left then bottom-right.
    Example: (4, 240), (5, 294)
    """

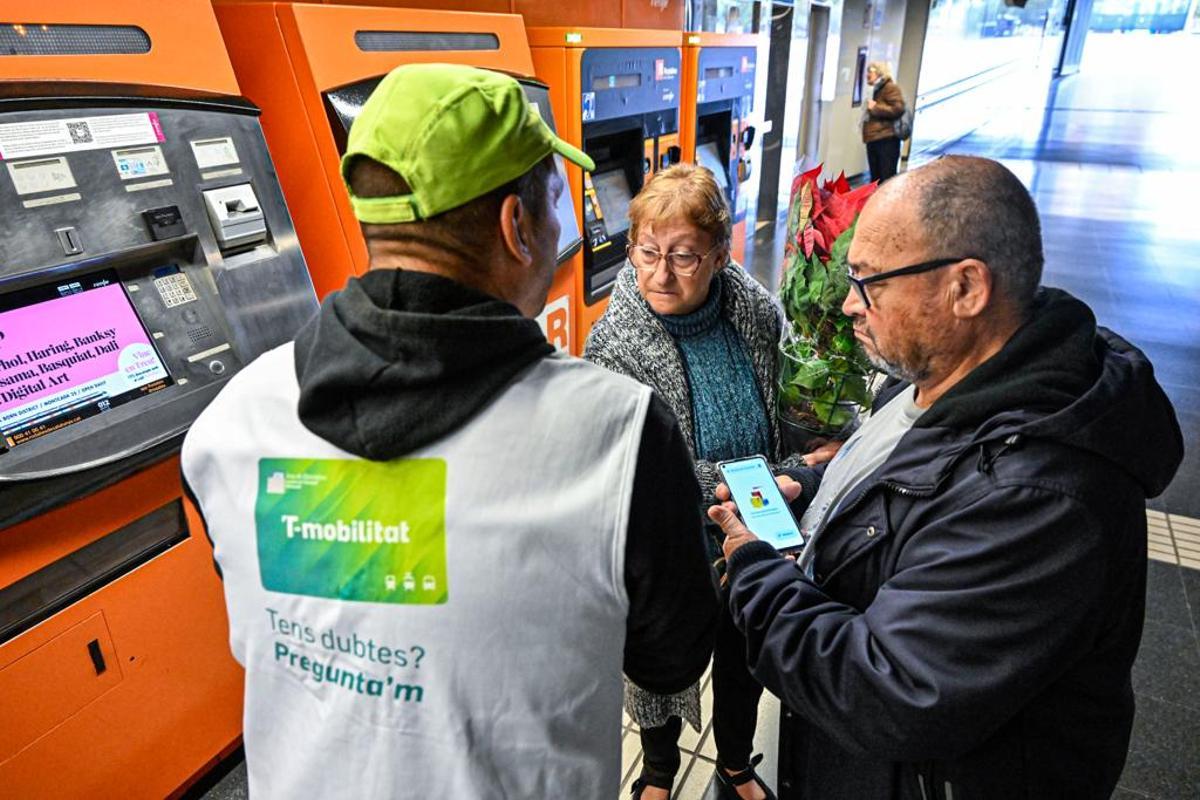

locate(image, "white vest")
(182, 344), (651, 798)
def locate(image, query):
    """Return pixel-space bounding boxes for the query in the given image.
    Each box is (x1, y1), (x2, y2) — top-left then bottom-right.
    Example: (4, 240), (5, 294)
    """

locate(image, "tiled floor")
(1147, 511), (1200, 571)
(616, 666), (781, 800)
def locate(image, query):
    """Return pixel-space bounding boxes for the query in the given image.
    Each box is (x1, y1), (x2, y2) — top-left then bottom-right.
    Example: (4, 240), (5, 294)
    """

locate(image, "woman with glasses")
(585, 164), (830, 800)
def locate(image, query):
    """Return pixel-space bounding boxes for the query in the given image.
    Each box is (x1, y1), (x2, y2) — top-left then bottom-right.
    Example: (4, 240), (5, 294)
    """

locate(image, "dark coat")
(863, 77), (905, 143)
(726, 289), (1183, 799)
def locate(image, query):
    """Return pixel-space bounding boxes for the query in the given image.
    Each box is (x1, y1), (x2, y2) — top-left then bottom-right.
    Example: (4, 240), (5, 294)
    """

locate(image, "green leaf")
(825, 405), (855, 427)
(829, 222), (857, 269)
(789, 360), (830, 390)
(805, 265), (827, 305)
(780, 384), (803, 409)
(821, 224), (857, 305)
(839, 375), (871, 406)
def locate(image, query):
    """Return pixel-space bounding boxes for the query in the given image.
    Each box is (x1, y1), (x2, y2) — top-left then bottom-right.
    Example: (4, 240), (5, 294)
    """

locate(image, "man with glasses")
(709, 155), (1182, 799)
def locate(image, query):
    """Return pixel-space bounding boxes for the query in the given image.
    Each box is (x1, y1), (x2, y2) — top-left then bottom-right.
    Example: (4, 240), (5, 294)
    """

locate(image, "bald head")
(869, 155), (1044, 317)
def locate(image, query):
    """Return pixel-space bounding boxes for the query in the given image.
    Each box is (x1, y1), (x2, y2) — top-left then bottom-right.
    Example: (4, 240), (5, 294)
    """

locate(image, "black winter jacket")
(725, 289), (1182, 799)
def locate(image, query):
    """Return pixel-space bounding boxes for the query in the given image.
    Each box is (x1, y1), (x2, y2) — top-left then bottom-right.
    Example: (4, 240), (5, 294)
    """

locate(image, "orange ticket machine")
(681, 32), (759, 265)
(213, 2), (584, 354)
(529, 27), (682, 347)
(0, 2), (317, 797)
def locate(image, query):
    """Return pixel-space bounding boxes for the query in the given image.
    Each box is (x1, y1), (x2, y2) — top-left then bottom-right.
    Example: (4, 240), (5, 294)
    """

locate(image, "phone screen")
(717, 456), (805, 552)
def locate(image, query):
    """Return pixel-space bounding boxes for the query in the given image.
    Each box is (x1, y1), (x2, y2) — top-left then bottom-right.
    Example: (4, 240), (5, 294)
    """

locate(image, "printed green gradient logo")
(255, 458), (447, 604)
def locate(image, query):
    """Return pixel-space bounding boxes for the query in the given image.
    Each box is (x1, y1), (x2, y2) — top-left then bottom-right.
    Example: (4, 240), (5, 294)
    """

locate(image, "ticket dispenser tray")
(202, 184), (267, 249)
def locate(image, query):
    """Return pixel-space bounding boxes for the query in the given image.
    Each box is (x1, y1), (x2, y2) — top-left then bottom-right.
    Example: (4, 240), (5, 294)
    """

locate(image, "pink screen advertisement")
(0, 280), (170, 447)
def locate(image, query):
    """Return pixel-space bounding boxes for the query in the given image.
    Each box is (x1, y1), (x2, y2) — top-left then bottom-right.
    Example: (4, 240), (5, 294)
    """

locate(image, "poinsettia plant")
(778, 165), (877, 437)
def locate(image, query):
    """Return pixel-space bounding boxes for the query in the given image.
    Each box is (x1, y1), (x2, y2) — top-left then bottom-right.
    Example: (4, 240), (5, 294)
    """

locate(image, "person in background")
(710, 155), (1182, 799)
(183, 64), (717, 798)
(725, 4), (744, 34)
(862, 61), (905, 183)
(586, 163), (835, 800)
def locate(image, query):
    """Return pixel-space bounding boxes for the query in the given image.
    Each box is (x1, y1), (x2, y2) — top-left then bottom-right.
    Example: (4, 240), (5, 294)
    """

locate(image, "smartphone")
(716, 455), (805, 554)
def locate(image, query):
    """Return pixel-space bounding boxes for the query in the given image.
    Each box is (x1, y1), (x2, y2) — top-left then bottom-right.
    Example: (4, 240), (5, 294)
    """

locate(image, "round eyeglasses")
(627, 243), (721, 278)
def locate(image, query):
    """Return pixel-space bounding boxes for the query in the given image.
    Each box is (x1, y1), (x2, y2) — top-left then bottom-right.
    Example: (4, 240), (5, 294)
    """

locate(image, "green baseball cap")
(341, 63), (594, 224)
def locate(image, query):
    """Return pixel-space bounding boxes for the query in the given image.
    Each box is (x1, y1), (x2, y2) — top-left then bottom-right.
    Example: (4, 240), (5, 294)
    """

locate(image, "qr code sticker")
(67, 121), (93, 144)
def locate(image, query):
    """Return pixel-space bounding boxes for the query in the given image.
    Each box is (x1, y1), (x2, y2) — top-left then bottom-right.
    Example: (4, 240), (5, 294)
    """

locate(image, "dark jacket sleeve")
(725, 484), (1109, 762)
(779, 463), (825, 518)
(623, 394), (720, 695)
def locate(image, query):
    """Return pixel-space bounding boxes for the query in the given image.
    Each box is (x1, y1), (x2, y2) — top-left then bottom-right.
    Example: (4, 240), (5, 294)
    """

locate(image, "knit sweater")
(656, 277), (772, 464)
(585, 262), (804, 504)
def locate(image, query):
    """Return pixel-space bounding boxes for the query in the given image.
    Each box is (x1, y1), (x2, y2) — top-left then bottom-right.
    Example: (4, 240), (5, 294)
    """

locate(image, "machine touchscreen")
(0, 270), (171, 451)
(592, 169), (634, 237)
(697, 141), (730, 190)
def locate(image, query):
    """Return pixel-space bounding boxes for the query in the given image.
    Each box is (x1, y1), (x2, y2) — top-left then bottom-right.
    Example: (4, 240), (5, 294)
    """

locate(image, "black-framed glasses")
(847, 257), (970, 309)
(627, 243), (721, 277)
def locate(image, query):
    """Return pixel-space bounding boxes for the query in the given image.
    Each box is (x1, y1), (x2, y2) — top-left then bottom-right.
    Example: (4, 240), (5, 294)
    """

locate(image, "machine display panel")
(592, 169), (634, 237)
(592, 73), (643, 91)
(697, 141), (730, 190)
(0, 270), (172, 451)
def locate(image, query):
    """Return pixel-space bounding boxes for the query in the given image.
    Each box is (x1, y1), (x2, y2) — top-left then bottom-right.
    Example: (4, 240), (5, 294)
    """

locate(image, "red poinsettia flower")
(790, 164), (878, 264)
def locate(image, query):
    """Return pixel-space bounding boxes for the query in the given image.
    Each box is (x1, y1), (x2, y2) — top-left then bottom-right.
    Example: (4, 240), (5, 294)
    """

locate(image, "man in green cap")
(182, 63), (717, 797)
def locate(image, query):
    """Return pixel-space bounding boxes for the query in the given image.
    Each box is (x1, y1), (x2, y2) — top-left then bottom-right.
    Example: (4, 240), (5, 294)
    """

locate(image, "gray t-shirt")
(797, 386), (925, 574)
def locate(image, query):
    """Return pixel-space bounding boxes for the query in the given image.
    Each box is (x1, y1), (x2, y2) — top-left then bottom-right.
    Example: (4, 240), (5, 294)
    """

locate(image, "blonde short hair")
(628, 163), (732, 251)
(867, 61), (892, 81)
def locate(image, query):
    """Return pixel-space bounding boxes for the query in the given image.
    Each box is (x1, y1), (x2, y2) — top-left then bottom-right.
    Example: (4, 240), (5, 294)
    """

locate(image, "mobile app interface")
(720, 457), (805, 550)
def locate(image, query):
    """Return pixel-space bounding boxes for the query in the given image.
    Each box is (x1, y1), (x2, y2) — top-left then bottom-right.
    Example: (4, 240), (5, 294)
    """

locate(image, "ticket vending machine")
(529, 28), (682, 347)
(0, 3), (317, 797)
(681, 32), (758, 265)
(213, 2), (584, 354)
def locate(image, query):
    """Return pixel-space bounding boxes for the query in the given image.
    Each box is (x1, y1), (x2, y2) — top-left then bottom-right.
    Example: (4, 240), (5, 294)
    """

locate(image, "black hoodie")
(726, 288), (1183, 799)
(291, 270), (718, 695)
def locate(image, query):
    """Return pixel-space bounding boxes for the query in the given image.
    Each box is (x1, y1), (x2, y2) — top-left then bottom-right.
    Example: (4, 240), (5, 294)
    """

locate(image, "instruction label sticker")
(256, 458), (448, 605)
(6, 156), (76, 195)
(0, 113), (165, 161)
(112, 145), (169, 180)
(191, 137), (239, 170)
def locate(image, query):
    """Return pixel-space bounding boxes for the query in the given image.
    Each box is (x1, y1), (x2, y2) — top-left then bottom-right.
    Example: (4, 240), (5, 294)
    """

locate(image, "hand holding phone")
(716, 456), (805, 554)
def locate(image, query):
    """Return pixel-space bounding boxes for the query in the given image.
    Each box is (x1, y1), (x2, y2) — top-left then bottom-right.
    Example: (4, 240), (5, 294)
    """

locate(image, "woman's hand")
(866, 98), (877, 113)
(803, 439), (845, 466)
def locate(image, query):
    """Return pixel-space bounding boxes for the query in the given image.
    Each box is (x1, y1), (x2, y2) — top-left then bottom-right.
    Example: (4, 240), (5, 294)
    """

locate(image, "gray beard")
(866, 348), (929, 385)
